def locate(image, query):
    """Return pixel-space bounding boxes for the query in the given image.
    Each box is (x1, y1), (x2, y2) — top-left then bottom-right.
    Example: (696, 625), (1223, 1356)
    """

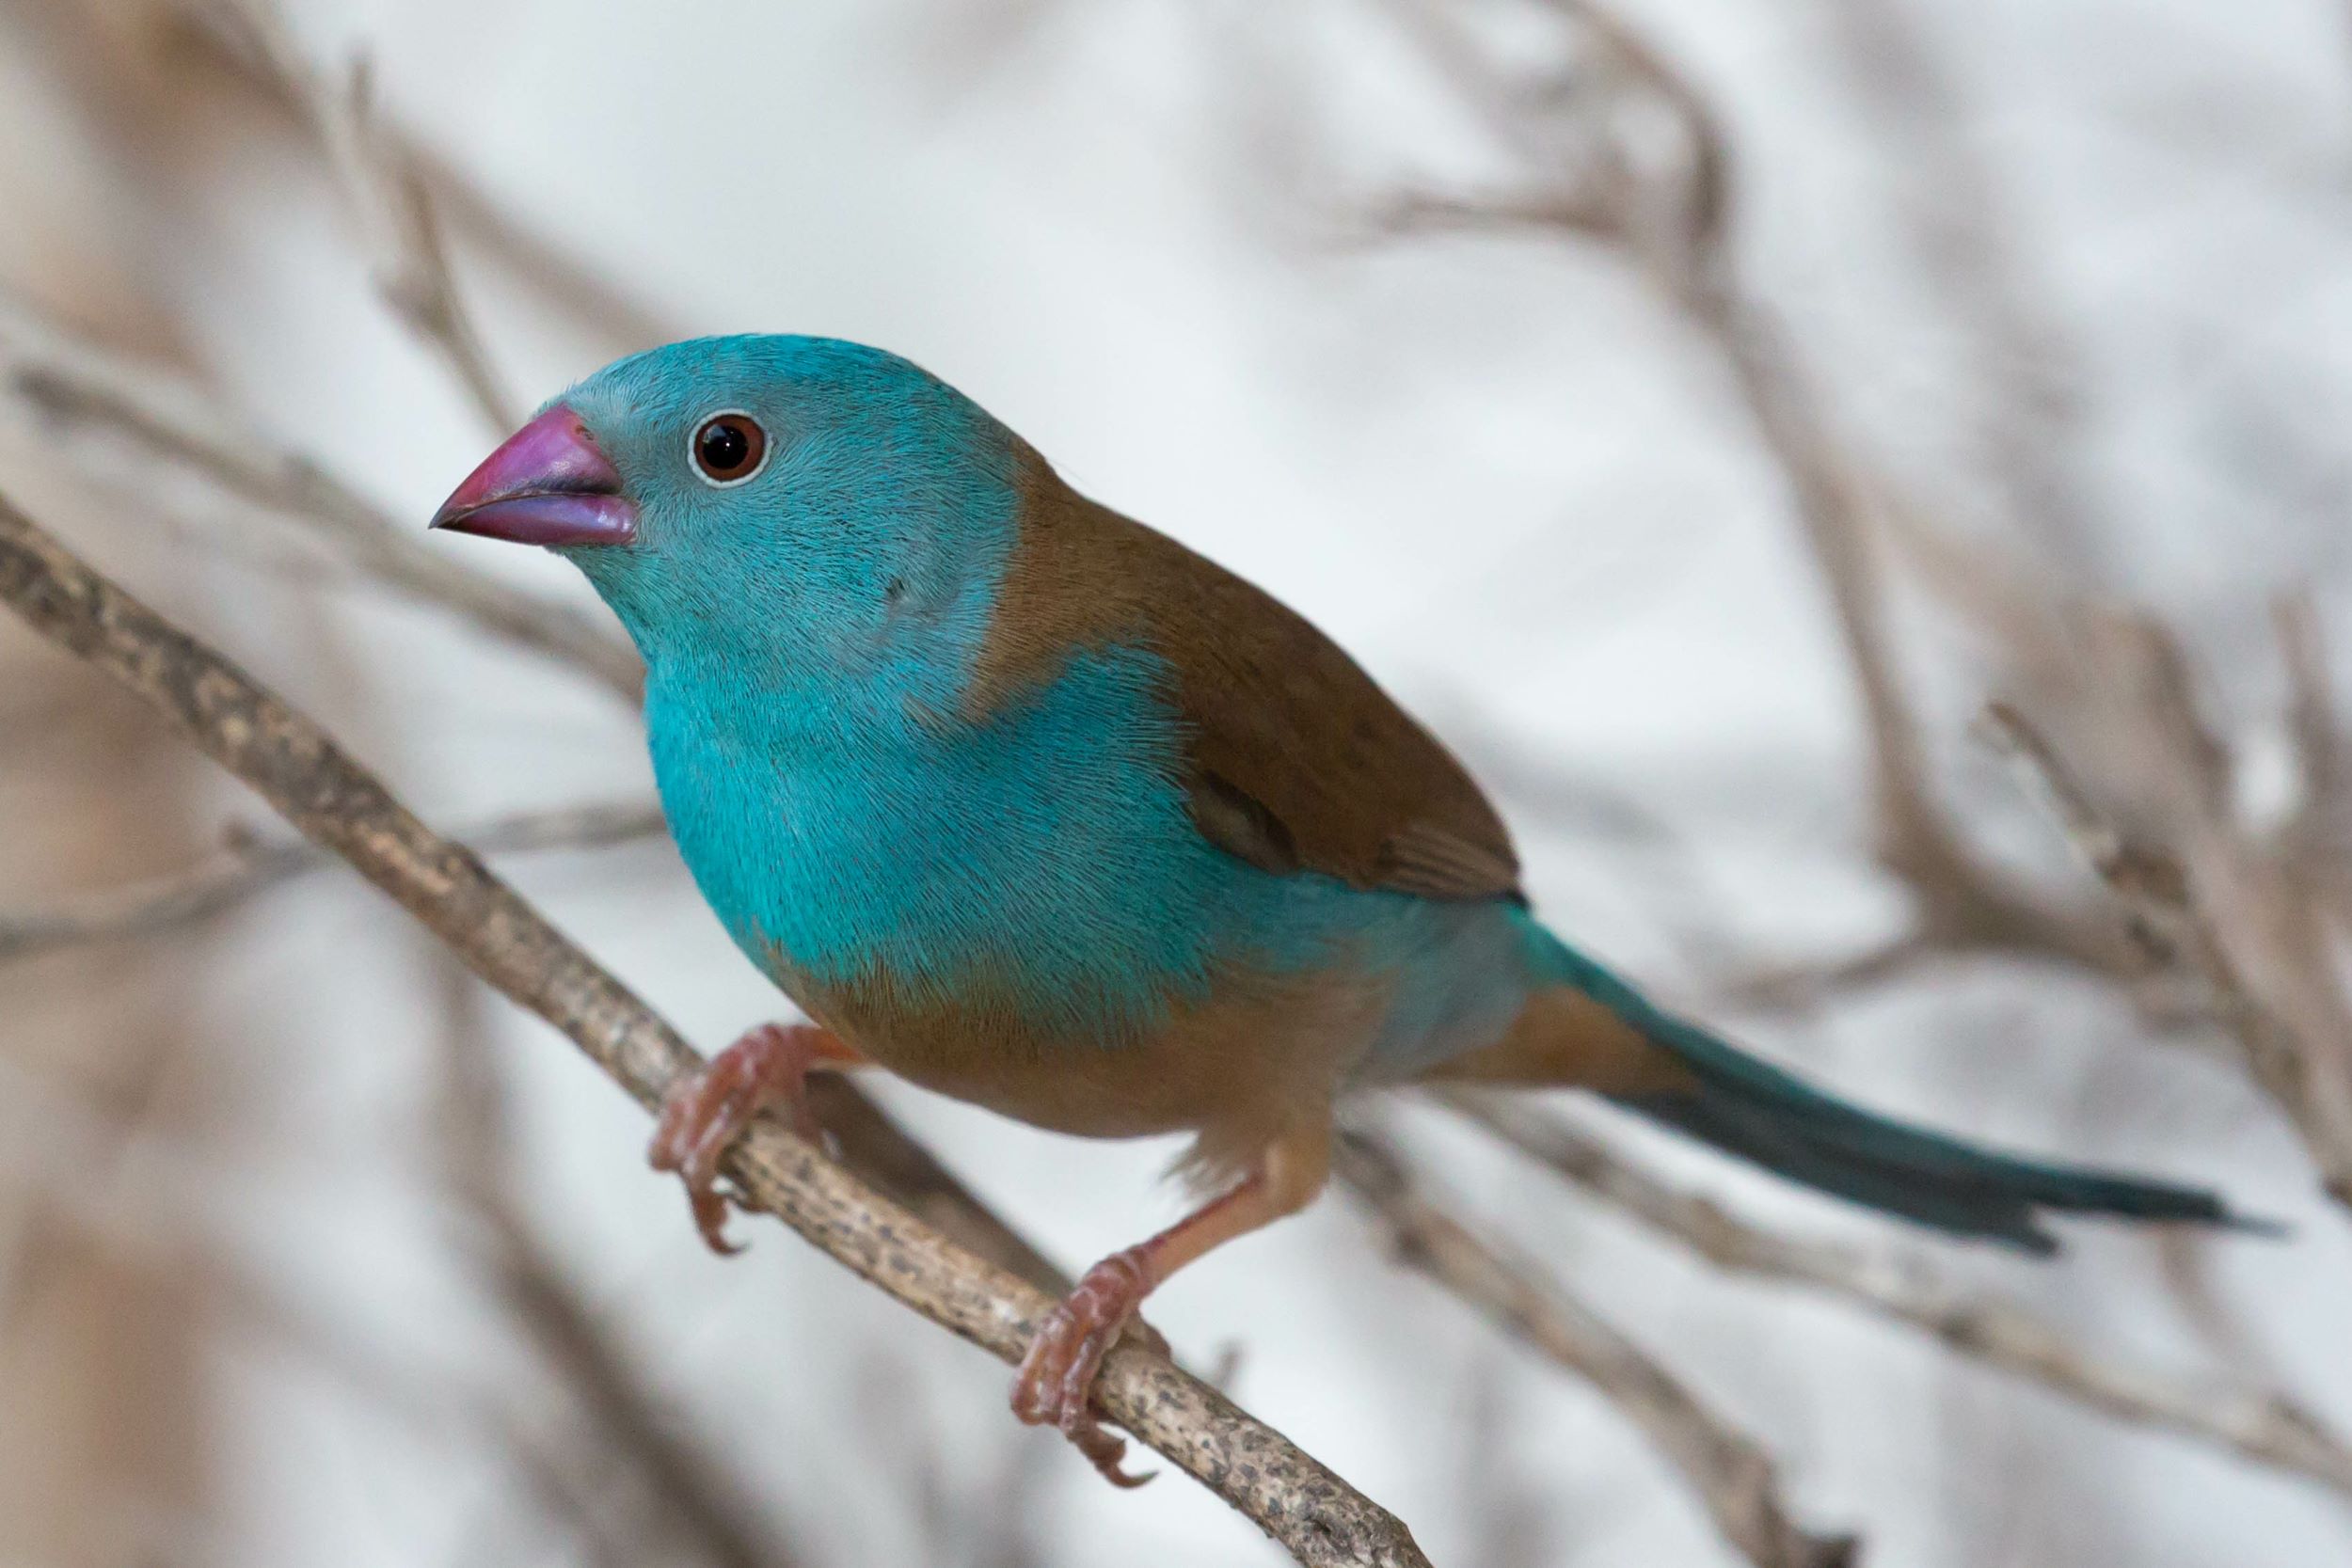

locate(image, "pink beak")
(430, 404), (638, 546)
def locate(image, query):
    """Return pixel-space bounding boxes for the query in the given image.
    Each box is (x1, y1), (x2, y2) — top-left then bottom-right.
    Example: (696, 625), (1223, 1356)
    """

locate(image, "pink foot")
(1010, 1247), (1157, 1487)
(648, 1022), (846, 1254)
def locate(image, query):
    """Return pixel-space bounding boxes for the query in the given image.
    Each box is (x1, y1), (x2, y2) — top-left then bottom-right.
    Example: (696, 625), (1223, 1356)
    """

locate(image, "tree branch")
(0, 278), (1070, 1354)
(146, 0), (675, 362)
(2274, 592), (2348, 890)
(0, 294), (644, 698)
(0, 495), (1430, 1568)
(1448, 1091), (2352, 1495)
(429, 956), (804, 1568)
(1979, 697), (2352, 1211)
(1377, 0), (2352, 1217)
(1335, 1127), (1853, 1568)
(1376, 0), (2130, 982)
(1816, 0), (2106, 570)
(0, 799), (661, 964)
(176, 0), (517, 431)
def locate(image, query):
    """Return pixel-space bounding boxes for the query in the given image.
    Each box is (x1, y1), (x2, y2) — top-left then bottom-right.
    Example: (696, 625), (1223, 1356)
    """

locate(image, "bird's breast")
(644, 644), (1239, 1059)
(640, 652), (1554, 1142)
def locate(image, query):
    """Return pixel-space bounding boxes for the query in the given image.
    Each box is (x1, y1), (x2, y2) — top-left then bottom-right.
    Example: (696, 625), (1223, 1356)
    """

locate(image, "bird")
(431, 333), (2262, 1483)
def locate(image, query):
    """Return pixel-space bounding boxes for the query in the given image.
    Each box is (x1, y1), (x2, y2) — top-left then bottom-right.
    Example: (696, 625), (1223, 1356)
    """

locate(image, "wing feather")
(965, 451), (1521, 903)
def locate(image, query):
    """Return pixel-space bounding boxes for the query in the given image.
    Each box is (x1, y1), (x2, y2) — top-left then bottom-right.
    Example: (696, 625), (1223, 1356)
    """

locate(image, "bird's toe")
(1011, 1249), (1157, 1487)
(648, 1022), (835, 1254)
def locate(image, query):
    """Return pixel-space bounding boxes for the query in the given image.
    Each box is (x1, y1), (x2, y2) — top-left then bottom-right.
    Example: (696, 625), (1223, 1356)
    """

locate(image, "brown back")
(963, 446), (1520, 902)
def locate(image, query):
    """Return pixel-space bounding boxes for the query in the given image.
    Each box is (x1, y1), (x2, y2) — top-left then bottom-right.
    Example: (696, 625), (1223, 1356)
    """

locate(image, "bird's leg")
(1012, 1121), (1330, 1486)
(649, 1021), (863, 1254)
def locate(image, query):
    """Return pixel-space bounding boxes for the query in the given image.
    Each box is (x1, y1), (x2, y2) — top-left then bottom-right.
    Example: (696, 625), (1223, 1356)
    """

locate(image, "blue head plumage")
(553, 335), (1025, 716)
(455, 335), (1245, 1040)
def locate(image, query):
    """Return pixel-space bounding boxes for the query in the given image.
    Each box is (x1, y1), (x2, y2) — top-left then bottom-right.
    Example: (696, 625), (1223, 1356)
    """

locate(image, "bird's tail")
(1520, 926), (2261, 1253)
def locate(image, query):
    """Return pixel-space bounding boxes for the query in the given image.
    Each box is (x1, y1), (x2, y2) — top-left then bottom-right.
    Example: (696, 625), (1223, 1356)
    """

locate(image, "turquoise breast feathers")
(645, 632), (1538, 1069)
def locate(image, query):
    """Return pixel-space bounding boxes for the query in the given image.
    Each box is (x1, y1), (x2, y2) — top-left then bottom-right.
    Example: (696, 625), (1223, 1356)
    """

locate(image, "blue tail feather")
(1627, 1089), (2070, 1251)
(1531, 931), (2257, 1252)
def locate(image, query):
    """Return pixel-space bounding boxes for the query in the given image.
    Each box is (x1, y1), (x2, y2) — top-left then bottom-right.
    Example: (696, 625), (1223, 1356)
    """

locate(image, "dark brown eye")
(691, 412), (768, 484)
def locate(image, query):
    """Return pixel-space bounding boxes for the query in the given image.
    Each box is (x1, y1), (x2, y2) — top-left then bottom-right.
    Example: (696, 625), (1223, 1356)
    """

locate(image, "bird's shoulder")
(961, 445), (1520, 902)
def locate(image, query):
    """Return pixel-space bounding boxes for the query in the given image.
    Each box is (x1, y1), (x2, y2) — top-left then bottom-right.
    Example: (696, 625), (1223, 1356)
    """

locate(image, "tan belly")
(780, 958), (1385, 1163)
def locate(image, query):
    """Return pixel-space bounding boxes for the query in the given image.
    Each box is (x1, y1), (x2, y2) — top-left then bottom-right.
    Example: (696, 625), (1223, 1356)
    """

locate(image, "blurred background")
(4, 1), (2352, 1564)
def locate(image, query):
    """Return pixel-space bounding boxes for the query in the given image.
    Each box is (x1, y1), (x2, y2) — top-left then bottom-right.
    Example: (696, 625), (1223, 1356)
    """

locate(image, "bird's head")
(432, 335), (1025, 697)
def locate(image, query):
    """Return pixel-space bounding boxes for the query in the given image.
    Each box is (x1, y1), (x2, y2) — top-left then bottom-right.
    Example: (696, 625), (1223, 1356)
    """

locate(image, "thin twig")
(2276, 592), (2345, 871)
(0, 799), (662, 963)
(1378, 0), (2352, 1218)
(0, 291), (1068, 1326)
(148, 0), (674, 361)
(1980, 697), (2352, 1211)
(1375, 0), (2131, 985)
(1714, 927), (1939, 1013)
(402, 144), (678, 359)
(0, 294), (644, 697)
(1335, 1127), (1854, 1568)
(1817, 0), (2105, 570)
(176, 0), (516, 431)
(1448, 1091), (2352, 1495)
(0, 496), (1431, 1568)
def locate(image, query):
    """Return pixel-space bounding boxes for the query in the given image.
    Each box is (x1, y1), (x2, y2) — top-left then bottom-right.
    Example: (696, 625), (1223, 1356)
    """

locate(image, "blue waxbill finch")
(434, 334), (2260, 1482)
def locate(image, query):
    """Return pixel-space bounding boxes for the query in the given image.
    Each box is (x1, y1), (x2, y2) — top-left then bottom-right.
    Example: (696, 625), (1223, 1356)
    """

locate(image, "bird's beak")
(430, 404), (638, 546)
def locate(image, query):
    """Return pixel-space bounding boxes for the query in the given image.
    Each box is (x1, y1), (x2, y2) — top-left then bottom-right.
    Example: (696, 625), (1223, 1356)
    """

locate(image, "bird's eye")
(690, 412), (769, 485)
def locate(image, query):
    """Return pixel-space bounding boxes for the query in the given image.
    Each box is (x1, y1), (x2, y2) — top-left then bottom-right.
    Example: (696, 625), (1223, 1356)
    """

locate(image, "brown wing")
(963, 447), (1521, 902)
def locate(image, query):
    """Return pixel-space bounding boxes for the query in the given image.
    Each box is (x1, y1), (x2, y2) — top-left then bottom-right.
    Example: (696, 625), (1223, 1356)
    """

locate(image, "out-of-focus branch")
(172, 0), (516, 431)
(1378, 0), (2352, 1219)
(1973, 701), (2194, 968)
(1, 1047), (638, 1568)
(1, 824), (308, 962)
(1715, 928), (1941, 1014)
(1981, 696), (2352, 1211)
(430, 958), (803, 1568)
(1698, 305), (2111, 974)
(1449, 1091), (2352, 1495)
(145, 0), (675, 361)
(1375, 0), (2131, 987)
(0, 799), (661, 964)
(2275, 592), (2347, 882)
(1335, 1128), (1854, 1568)
(0, 295), (644, 697)
(1817, 0), (2104, 570)
(411, 145), (676, 357)
(0, 498), (1431, 1568)
(0, 273), (1063, 1333)
(218, 1259), (645, 1568)
(0, 795), (1069, 1302)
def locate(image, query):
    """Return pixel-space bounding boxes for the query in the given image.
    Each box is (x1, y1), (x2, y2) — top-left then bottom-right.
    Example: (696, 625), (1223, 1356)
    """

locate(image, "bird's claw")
(1011, 1248), (1158, 1487)
(648, 1022), (830, 1254)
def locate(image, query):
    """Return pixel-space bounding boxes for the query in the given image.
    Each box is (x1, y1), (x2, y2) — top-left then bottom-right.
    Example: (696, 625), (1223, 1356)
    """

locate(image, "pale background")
(4, 2), (2350, 1565)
